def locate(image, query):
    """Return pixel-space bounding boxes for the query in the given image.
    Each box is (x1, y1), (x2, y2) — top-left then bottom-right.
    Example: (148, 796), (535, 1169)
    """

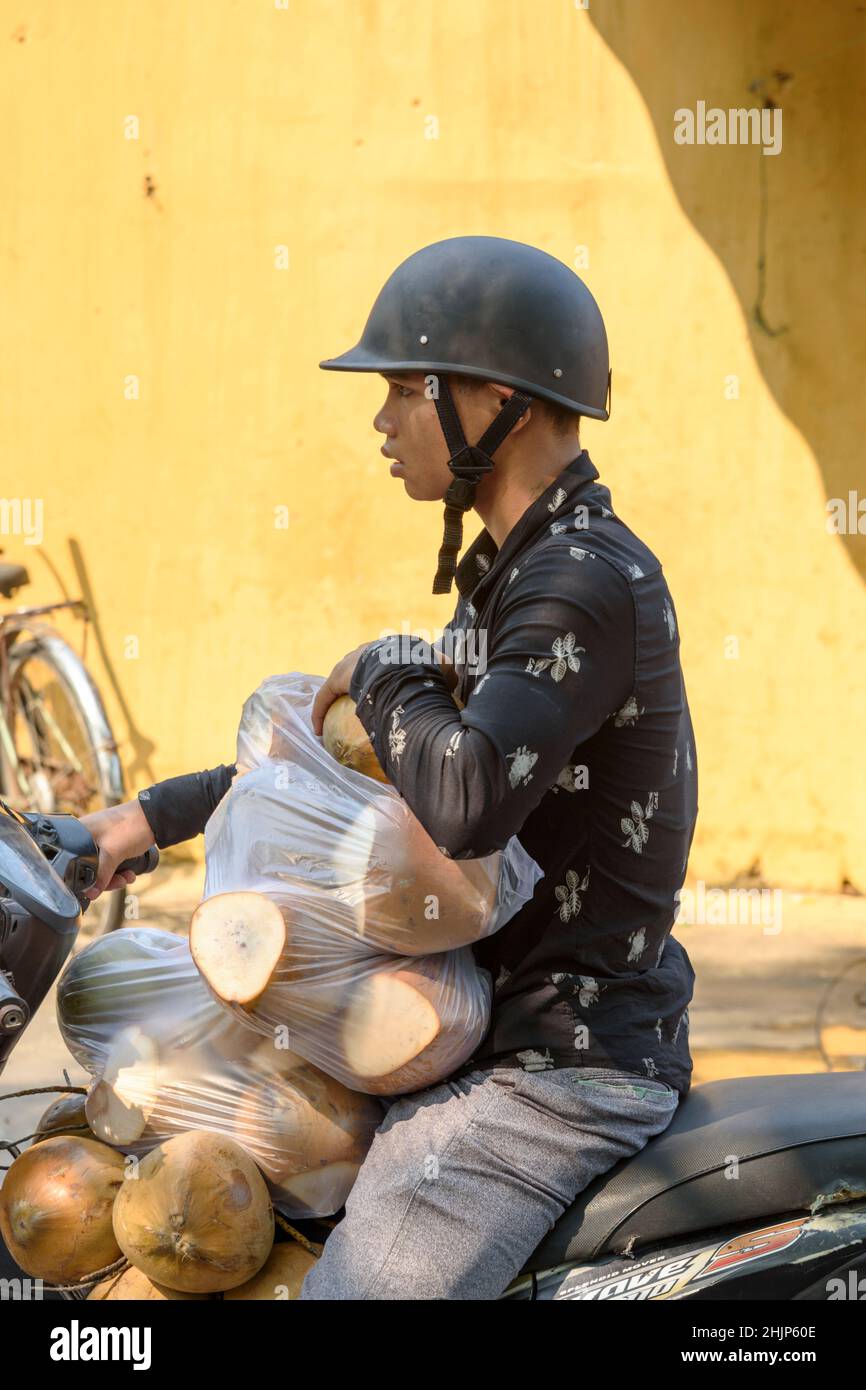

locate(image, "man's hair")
(449, 373), (580, 440)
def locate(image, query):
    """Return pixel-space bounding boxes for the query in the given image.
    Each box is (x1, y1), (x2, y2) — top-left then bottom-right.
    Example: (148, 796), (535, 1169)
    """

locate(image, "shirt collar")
(454, 449), (600, 600)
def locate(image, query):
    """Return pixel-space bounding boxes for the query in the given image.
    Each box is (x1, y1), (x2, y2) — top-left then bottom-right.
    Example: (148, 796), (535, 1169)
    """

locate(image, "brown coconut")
(322, 695), (390, 783)
(281, 1162), (362, 1215)
(33, 1092), (93, 1144)
(232, 1062), (376, 1186)
(112, 1131), (274, 1293)
(0, 1136), (125, 1284)
(224, 1241), (317, 1299)
(334, 799), (499, 954)
(88, 1266), (210, 1300)
(337, 954), (477, 1093)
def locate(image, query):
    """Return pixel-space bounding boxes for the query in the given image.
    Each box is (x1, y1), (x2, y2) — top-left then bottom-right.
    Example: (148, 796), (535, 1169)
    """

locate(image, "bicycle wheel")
(1, 630), (128, 935)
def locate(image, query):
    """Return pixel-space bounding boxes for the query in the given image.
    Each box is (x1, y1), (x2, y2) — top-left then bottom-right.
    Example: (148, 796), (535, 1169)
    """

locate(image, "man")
(84, 236), (697, 1300)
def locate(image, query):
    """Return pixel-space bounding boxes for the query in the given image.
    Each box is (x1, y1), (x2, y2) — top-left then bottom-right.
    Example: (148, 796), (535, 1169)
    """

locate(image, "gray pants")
(298, 1065), (679, 1300)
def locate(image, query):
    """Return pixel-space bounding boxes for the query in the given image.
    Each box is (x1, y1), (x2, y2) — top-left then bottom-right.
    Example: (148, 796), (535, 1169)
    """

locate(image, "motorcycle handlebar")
(116, 846), (160, 878)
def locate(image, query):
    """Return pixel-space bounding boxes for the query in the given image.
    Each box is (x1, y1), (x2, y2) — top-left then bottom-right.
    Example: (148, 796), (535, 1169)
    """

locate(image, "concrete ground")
(2, 868), (865, 1151)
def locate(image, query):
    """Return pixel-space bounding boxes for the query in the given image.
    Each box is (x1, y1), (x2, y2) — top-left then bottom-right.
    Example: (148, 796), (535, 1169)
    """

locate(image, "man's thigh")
(298, 1065), (679, 1301)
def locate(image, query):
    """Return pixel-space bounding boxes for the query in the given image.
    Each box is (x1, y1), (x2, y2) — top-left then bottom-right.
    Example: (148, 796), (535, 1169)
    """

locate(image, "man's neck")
(473, 445), (583, 550)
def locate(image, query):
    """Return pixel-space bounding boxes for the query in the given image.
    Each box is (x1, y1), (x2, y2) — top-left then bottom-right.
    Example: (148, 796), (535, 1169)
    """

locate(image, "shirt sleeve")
(348, 549), (634, 858)
(137, 762), (237, 849)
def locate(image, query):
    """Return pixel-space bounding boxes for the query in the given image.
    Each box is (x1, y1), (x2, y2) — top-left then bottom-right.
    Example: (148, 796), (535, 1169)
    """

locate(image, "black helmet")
(320, 235), (611, 594)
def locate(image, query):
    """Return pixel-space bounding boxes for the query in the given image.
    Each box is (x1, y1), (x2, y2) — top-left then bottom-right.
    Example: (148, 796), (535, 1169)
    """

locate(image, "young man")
(84, 236), (698, 1300)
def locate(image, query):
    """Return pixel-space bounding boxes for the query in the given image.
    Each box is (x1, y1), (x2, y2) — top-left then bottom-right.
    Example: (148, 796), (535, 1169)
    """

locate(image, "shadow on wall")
(590, 0), (866, 585)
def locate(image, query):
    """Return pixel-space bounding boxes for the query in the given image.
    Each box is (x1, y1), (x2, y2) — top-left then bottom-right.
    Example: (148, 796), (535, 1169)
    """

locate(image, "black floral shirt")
(347, 450), (698, 1095)
(138, 450), (698, 1096)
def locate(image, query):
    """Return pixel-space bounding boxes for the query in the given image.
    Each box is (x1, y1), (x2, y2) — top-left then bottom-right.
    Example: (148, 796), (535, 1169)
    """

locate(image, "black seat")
(523, 1071), (866, 1273)
(0, 562), (29, 598)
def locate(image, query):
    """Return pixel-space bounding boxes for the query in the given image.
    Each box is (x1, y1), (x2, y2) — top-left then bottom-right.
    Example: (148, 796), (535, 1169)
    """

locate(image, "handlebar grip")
(117, 847), (160, 876)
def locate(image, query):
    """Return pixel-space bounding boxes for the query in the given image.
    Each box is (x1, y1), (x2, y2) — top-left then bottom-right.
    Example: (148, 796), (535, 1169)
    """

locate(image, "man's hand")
(311, 643), (376, 737)
(80, 799), (157, 900)
(311, 641), (460, 738)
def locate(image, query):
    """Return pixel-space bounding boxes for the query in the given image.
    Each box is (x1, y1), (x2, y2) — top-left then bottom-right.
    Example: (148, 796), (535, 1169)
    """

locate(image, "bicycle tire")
(2, 630), (128, 936)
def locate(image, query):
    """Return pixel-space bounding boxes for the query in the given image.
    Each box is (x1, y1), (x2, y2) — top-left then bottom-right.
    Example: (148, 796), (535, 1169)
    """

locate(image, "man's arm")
(137, 762), (237, 849)
(348, 551), (634, 858)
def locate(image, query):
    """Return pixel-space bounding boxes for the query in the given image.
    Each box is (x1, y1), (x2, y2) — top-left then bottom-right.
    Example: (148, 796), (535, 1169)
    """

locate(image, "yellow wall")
(1, 1), (863, 890)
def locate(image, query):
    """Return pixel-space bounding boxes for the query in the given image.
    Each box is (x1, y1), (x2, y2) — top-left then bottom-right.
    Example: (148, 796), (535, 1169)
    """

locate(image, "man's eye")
(397, 385), (412, 398)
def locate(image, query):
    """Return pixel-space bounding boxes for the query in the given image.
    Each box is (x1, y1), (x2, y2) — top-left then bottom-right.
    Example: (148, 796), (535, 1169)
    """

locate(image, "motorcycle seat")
(522, 1070), (866, 1273)
(0, 561), (29, 598)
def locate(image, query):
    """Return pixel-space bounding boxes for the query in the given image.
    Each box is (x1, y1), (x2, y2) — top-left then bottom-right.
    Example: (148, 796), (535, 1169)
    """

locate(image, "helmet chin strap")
(431, 377), (533, 595)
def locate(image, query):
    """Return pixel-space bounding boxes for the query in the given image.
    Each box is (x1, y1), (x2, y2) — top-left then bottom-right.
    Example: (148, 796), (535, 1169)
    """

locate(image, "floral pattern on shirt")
(506, 744), (538, 788)
(614, 694), (644, 727)
(554, 865), (590, 923)
(621, 791), (659, 854)
(526, 631), (585, 682)
(387, 705), (407, 764)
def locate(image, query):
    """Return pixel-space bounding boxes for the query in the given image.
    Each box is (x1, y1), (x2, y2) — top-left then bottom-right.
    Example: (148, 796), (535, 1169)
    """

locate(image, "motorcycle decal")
(553, 1216), (810, 1301)
(699, 1218), (807, 1278)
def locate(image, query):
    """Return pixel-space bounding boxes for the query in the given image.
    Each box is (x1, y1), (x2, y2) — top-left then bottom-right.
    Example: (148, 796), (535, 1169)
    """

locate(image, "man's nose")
(373, 403), (395, 436)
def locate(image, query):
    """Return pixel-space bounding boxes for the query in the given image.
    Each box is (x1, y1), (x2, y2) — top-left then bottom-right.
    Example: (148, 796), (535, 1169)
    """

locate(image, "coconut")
(322, 695), (390, 783)
(224, 1241), (317, 1299)
(56, 927), (210, 1069)
(337, 954), (486, 1094)
(88, 1266), (209, 1300)
(281, 1162), (361, 1216)
(322, 692), (464, 786)
(33, 1092), (92, 1144)
(112, 1131), (274, 1293)
(334, 800), (498, 954)
(190, 891), (287, 1005)
(0, 1136), (125, 1284)
(232, 1062), (377, 1186)
(85, 1026), (162, 1146)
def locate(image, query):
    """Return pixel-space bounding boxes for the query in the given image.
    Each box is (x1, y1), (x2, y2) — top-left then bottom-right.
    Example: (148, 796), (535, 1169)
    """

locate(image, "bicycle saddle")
(0, 562), (29, 598)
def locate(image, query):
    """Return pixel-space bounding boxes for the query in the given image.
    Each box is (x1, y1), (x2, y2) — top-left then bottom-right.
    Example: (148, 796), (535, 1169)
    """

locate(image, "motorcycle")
(1, 796), (865, 1302)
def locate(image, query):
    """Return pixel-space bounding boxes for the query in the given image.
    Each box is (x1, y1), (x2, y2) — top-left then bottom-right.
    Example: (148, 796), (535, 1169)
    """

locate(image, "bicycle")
(0, 555), (128, 935)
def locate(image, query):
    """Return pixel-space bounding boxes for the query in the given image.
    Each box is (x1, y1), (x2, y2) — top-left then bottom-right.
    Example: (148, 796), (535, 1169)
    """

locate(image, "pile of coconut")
(53, 926), (382, 1217)
(0, 1121), (317, 1299)
(0, 674), (539, 1298)
(188, 673), (540, 1093)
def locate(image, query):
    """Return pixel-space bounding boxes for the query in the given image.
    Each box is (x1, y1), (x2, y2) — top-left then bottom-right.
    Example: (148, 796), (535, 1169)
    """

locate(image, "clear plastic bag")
(192, 671), (542, 1094)
(192, 884), (494, 1094)
(55, 927), (383, 1218)
(210, 671), (544, 957)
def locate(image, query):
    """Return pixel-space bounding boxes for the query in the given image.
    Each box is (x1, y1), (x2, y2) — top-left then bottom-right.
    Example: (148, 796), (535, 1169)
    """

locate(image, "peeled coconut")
(322, 692), (464, 786)
(232, 1062), (377, 1187)
(0, 1136), (125, 1284)
(85, 1026), (162, 1145)
(88, 1266), (209, 1300)
(333, 800), (498, 954)
(112, 1131), (274, 1293)
(322, 695), (390, 783)
(33, 1092), (92, 1144)
(190, 891), (287, 1005)
(190, 890), (483, 1095)
(338, 959), (457, 1093)
(224, 1241), (317, 1299)
(282, 1162), (361, 1216)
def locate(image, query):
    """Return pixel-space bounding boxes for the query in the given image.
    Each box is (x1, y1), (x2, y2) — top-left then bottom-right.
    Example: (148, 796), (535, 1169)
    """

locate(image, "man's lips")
(381, 445), (405, 474)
